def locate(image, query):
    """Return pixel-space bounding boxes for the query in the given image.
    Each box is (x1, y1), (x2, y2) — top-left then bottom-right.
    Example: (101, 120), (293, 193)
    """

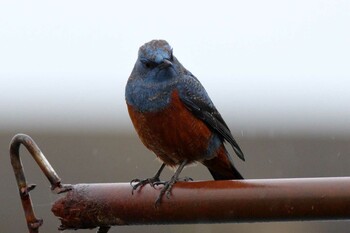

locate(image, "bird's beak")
(159, 59), (173, 69)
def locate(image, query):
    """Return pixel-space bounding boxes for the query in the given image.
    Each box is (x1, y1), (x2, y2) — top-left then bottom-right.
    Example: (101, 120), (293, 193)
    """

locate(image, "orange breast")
(127, 90), (213, 167)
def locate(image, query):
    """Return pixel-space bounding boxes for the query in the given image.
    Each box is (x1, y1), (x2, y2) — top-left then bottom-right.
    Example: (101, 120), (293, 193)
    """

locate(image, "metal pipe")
(10, 134), (350, 233)
(52, 177), (350, 230)
(9, 134), (69, 233)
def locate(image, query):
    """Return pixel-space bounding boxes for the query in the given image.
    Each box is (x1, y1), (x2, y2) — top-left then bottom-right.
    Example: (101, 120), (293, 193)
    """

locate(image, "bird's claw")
(154, 176), (193, 206)
(178, 176), (193, 182)
(154, 180), (174, 206)
(152, 181), (166, 186)
(130, 176), (161, 194)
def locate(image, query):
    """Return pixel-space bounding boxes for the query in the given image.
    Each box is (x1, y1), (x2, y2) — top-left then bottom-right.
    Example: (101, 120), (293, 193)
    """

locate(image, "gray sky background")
(0, 0), (349, 136)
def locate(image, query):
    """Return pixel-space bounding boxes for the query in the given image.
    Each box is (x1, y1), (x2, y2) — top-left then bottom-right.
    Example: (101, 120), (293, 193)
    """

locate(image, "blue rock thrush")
(125, 40), (245, 204)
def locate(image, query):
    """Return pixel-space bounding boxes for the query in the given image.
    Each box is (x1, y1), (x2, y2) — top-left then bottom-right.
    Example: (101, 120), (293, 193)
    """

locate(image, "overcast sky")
(0, 0), (349, 136)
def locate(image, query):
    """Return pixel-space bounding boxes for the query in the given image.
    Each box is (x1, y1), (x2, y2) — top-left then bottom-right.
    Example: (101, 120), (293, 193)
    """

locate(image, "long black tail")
(202, 146), (243, 180)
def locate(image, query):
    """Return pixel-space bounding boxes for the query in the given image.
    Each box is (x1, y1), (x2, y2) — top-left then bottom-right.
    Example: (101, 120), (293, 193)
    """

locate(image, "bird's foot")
(178, 176), (193, 182)
(130, 176), (161, 194)
(154, 179), (176, 206)
(154, 176), (193, 206)
(153, 176), (193, 186)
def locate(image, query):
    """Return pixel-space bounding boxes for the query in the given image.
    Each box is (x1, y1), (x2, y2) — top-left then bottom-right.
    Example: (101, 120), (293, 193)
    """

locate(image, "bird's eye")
(141, 59), (157, 69)
(145, 62), (153, 68)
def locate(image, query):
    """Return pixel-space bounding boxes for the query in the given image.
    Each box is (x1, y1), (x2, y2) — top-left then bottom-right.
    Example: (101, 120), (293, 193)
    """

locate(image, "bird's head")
(133, 40), (177, 81)
(139, 40), (173, 68)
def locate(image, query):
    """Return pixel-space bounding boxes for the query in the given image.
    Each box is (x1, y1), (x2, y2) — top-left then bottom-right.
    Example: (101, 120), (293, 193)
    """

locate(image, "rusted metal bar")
(9, 134), (350, 232)
(52, 177), (350, 230)
(9, 134), (70, 233)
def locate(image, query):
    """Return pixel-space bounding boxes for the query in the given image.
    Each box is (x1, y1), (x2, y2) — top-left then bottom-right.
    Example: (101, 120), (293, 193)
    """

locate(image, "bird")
(125, 40), (245, 204)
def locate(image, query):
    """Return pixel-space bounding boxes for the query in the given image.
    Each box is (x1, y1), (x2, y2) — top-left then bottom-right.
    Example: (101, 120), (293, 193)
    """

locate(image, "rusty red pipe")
(52, 177), (350, 230)
(10, 134), (70, 233)
(9, 134), (350, 232)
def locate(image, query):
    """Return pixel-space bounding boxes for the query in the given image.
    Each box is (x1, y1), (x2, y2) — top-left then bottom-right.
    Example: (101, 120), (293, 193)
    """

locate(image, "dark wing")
(179, 74), (245, 161)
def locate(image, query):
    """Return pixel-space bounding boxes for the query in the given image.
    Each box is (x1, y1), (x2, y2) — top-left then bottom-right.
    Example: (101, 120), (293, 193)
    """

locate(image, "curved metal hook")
(10, 134), (70, 233)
